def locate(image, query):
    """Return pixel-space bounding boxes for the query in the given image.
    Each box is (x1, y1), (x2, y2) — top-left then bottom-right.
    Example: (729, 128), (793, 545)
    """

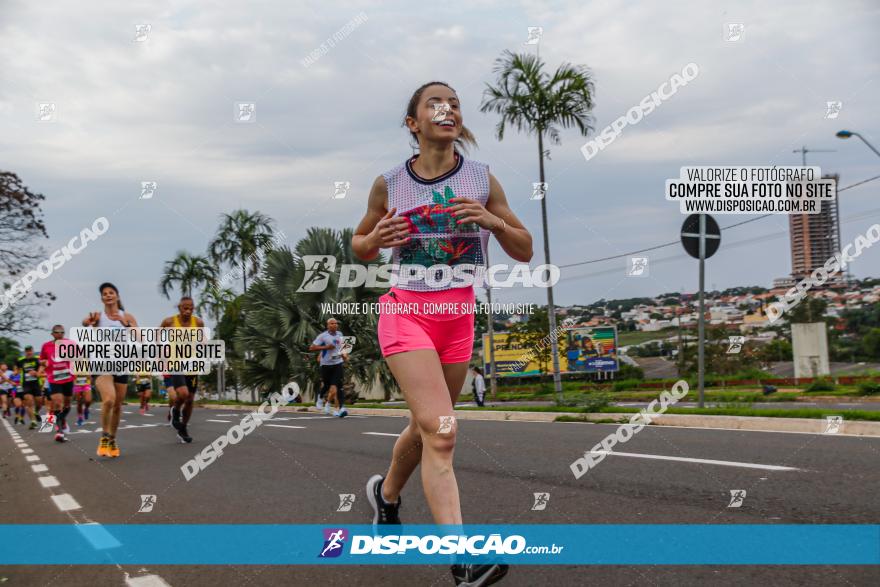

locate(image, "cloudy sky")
(2, 0), (879, 348)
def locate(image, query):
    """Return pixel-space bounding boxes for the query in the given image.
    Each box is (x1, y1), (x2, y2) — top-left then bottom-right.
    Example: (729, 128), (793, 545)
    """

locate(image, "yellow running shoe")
(97, 436), (110, 457)
(108, 438), (120, 458)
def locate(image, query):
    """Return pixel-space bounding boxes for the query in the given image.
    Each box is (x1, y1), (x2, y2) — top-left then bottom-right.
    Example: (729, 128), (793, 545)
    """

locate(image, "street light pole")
(836, 130), (880, 159)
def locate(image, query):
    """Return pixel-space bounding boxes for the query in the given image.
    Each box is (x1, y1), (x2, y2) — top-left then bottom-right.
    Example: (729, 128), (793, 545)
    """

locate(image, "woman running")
(73, 374), (92, 426)
(82, 282), (139, 457)
(353, 81), (532, 587)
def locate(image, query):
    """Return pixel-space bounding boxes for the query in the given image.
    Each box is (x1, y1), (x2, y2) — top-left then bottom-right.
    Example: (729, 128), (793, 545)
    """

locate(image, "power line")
(556, 174), (880, 269)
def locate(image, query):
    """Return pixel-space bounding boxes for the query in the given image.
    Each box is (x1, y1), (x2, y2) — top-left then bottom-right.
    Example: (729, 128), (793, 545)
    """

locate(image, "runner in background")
(73, 374), (92, 426)
(309, 318), (349, 417)
(0, 363), (12, 418)
(159, 297), (204, 443)
(40, 325), (76, 442)
(9, 367), (24, 424)
(163, 374), (176, 425)
(16, 346), (43, 429)
(136, 372), (152, 415)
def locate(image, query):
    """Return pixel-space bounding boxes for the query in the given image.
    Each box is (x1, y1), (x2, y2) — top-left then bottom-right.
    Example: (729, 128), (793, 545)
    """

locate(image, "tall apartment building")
(788, 174), (841, 281)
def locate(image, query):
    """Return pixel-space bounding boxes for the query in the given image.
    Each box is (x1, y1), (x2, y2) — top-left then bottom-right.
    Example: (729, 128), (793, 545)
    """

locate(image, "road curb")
(198, 403), (880, 436)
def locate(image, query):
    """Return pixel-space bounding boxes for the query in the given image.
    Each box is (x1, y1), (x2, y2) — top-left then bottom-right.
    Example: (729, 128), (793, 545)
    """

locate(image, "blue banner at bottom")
(0, 525), (877, 565)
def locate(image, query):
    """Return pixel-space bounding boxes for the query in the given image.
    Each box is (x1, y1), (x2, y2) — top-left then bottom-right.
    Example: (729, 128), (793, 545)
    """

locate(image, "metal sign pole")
(698, 214), (706, 408)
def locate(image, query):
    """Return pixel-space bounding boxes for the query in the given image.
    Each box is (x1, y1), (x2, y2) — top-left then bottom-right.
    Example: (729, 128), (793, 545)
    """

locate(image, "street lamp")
(836, 130), (880, 159)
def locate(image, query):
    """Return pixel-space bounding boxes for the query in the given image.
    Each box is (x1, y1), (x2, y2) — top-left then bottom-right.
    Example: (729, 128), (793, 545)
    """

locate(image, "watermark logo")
(571, 380), (690, 478)
(319, 528), (348, 558)
(302, 12), (369, 68)
(0, 217), (110, 315)
(727, 489), (746, 508)
(524, 26), (543, 45)
(766, 224), (880, 323)
(432, 103), (451, 122)
(437, 416), (455, 434)
(824, 101), (842, 119)
(724, 23), (744, 42)
(333, 181), (351, 199)
(235, 102), (256, 123)
(337, 494), (355, 512)
(726, 336), (745, 354)
(531, 182), (548, 201)
(134, 24), (152, 42)
(138, 494), (157, 513)
(823, 415), (843, 435)
(581, 62), (699, 162)
(36, 102), (57, 122)
(627, 256), (649, 277)
(140, 181), (158, 200)
(38, 413), (56, 433)
(297, 255), (337, 293)
(531, 492), (550, 511)
(340, 336), (356, 356)
(282, 381), (301, 403)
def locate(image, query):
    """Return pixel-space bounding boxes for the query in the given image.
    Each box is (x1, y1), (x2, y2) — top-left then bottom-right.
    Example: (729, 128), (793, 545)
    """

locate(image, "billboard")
(481, 332), (569, 377)
(565, 326), (619, 372)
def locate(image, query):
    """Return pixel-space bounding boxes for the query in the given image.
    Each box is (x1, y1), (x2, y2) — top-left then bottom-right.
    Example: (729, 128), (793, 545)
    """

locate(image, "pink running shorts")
(377, 286), (475, 363)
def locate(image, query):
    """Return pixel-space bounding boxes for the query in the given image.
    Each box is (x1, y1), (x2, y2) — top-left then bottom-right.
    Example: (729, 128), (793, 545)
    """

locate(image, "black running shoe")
(171, 407), (181, 430)
(366, 474), (401, 525)
(177, 426), (192, 443)
(451, 564), (509, 587)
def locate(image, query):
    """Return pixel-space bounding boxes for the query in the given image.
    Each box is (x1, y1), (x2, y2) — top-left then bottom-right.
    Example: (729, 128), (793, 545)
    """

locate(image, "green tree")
(208, 209), (276, 293)
(234, 228), (397, 401)
(0, 336), (22, 365)
(481, 50), (595, 400)
(787, 297), (828, 323)
(198, 286), (236, 323)
(159, 251), (217, 299)
(0, 171), (55, 334)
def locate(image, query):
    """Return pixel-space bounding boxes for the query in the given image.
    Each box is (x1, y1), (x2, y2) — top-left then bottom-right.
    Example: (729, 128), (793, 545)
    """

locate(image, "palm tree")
(235, 227), (396, 401)
(198, 286), (236, 323)
(480, 49), (595, 400)
(159, 251), (217, 299)
(208, 209), (276, 293)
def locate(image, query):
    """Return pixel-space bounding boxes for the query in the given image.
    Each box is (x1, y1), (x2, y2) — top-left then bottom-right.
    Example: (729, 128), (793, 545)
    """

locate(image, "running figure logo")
(318, 528), (348, 558)
(133, 24), (152, 42)
(336, 494), (355, 512)
(333, 181), (351, 199)
(724, 23), (744, 42)
(37, 103), (57, 122)
(235, 102), (256, 123)
(727, 490), (746, 508)
(340, 336), (356, 356)
(524, 26), (543, 45)
(531, 182), (548, 201)
(823, 415), (843, 434)
(140, 181), (158, 199)
(432, 103), (450, 122)
(138, 495), (157, 513)
(726, 336), (746, 354)
(824, 101), (843, 119)
(437, 416), (455, 434)
(297, 255), (336, 293)
(38, 413), (56, 433)
(531, 492), (550, 511)
(627, 257), (649, 277)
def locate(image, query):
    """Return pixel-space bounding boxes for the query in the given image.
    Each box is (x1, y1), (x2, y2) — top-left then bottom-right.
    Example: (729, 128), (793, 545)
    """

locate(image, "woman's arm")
(448, 173), (533, 262)
(352, 176), (410, 261)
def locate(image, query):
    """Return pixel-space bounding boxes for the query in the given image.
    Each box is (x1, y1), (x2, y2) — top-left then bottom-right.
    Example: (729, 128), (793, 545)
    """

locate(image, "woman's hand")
(367, 207), (411, 249)
(84, 312), (100, 326)
(448, 197), (502, 231)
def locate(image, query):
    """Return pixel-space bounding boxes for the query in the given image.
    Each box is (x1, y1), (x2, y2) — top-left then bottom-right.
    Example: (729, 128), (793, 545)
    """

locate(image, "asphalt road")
(1, 404), (878, 586)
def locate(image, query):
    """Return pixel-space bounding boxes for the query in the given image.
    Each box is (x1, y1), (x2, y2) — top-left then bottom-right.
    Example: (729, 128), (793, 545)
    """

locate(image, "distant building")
(788, 173), (841, 281)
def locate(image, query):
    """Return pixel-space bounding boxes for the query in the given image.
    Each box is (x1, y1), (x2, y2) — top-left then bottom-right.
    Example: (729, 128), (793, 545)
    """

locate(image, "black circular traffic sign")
(680, 214), (721, 259)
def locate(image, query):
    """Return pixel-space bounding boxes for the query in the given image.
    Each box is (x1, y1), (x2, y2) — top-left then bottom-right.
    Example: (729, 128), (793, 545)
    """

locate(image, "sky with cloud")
(2, 0), (879, 347)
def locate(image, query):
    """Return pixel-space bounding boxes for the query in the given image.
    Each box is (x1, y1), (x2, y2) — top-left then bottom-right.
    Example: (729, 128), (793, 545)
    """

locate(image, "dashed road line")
(587, 450), (802, 471)
(363, 432), (400, 437)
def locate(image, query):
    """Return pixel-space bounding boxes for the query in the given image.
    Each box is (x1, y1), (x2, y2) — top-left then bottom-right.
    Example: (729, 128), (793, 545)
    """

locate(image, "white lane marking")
(39, 476), (60, 488)
(264, 424), (306, 429)
(51, 493), (81, 511)
(21, 448), (34, 454)
(206, 419), (231, 423)
(17, 443), (28, 447)
(143, 413), (155, 416)
(587, 450), (801, 471)
(32, 464), (49, 472)
(363, 432), (400, 437)
(25, 455), (40, 461)
(126, 573), (173, 586)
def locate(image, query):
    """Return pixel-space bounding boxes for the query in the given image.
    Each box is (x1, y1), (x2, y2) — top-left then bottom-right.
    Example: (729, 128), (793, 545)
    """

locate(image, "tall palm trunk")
(537, 132), (563, 400)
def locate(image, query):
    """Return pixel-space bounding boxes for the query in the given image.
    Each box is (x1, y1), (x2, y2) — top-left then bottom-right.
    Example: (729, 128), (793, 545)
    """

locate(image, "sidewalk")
(199, 403), (880, 437)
